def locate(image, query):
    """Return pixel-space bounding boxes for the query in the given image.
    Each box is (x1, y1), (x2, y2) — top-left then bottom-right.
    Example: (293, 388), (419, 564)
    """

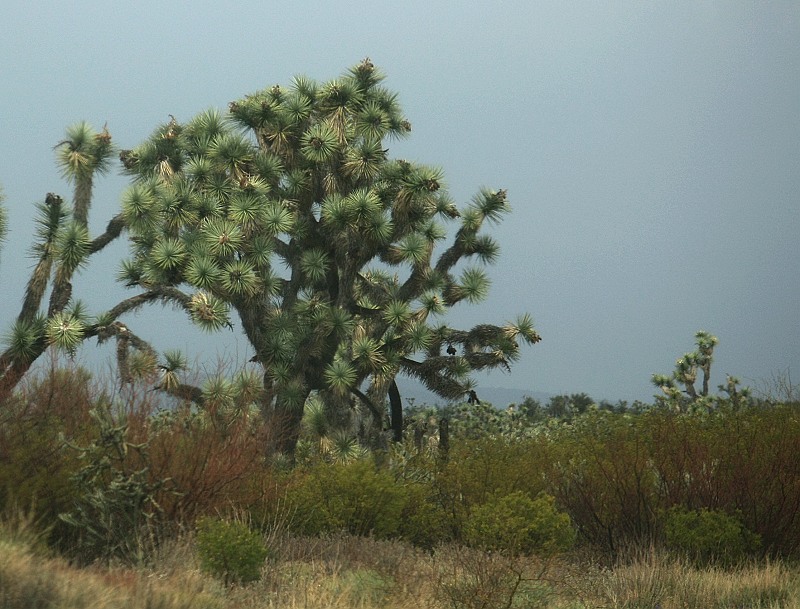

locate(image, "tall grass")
(4, 522), (799, 609)
(598, 548), (800, 609)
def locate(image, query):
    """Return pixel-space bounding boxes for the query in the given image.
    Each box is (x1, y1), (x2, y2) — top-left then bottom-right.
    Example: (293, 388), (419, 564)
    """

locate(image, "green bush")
(664, 507), (760, 565)
(195, 516), (268, 585)
(286, 459), (411, 539)
(465, 491), (575, 556)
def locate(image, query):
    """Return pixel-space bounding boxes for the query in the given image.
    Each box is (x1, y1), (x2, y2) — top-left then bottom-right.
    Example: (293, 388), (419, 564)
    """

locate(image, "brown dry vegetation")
(2, 521), (800, 609)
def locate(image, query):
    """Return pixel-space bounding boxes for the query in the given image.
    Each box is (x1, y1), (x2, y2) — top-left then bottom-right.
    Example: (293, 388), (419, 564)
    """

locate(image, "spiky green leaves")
(202, 375), (236, 408)
(405, 320), (434, 352)
(301, 123), (339, 163)
(185, 256), (223, 290)
(228, 192), (265, 229)
(56, 221), (90, 272)
(343, 139), (386, 182)
(31, 196), (68, 253)
(46, 311), (86, 353)
(189, 291), (231, 331)
(503, 313), (542, 345)
(299, 249), (329, 283)
(355, 100), (391, 142)
(262, 202), (294, 235)
(323, 359), (357, 395)
(4, 317), (46, 362)
(352, 335), (386, 374)
(55, 121), (114, 182)
(471, 188), (510, 225)
(158, 349), (188, 391)
(221, 259), (259, 297)
(207, 132), (252, 177)
(457, 268), (490, 304)
(121, 182), (158, 232)
(202, 219), (244, 257)
(388, 233), (430, 266)
(382, 300), (411, 327)
(151, 238), (187, 271)
(322, 189), (383, 230)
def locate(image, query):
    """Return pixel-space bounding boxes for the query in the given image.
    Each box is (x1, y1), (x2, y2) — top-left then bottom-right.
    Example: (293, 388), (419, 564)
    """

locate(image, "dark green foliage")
(430, 436), (552, 542)
(195, 516), (269, 585)
(664, 507), (760, 566)
(465, 491), (575, 556)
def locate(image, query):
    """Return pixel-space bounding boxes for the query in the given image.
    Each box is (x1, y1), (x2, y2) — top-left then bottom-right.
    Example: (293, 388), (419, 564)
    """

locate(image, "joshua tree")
(0, 123), (126, 401)
(1, 61), (541, 455)
(652, 330), (718, 404)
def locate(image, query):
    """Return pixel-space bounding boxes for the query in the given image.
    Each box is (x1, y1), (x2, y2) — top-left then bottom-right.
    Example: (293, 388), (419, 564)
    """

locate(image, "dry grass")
(597, 548), (800, 609)
(0, 535), (223, 609)
(2, 522), (800, 609)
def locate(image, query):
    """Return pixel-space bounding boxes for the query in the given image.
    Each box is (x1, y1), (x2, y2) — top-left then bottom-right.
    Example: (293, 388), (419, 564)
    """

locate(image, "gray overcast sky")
(1, 1), (798, 402)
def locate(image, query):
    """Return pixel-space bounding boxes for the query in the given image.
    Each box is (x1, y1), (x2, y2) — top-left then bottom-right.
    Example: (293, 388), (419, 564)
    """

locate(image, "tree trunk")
(388, 379), (403, 443)
(438, 417), (450, 462)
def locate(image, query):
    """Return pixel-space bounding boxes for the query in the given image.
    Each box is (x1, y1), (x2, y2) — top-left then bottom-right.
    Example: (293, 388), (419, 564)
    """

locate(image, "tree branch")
(89, 213), (126, 254)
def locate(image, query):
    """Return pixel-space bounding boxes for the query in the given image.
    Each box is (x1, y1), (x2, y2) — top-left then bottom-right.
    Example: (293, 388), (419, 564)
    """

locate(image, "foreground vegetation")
(2, 361), (800, 607)
(3, 519), (799, 609)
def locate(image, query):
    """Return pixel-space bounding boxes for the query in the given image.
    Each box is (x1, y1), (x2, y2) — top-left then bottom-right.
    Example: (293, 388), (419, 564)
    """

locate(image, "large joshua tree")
(1, 60), (540, 454)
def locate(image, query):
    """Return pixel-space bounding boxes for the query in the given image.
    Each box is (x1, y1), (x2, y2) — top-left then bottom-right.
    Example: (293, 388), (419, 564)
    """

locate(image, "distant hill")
(394, 378), (551, 408)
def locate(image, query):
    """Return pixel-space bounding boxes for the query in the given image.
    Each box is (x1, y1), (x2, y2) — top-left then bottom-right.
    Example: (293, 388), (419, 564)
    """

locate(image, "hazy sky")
(1, 1), (798, 402)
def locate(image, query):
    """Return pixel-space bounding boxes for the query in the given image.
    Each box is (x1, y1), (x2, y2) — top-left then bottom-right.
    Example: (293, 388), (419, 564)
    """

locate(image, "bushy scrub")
(664, 506), (760, 565)
(286, 458), (410, 538)
(195, 516), (268, 585)
(431, 437), (553, 542)
(59, 405), (167, 564)
(465, 491), (575, 556)
(0, 366), (100, 548)
(145, 406), (275, 523)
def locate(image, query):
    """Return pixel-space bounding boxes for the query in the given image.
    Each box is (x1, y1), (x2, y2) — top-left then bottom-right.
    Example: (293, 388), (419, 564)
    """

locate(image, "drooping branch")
(104, 286), (193, 321)
(400, 356), (467, 400)
(349, 385), (383, 424)
(89, 213), (126, 254)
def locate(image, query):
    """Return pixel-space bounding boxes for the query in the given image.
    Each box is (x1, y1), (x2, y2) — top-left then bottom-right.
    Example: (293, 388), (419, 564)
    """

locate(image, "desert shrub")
(647, 403), (800, 558)
(546, 410), (660, 555)
(465, 491), (575, 556)
(431, 437), (553, 542)
(433, 544), (556, 609)
(396, 480), (452, 549)
(286, 458), (410, 539)
(145, 406), (276, 523)
(59, 404), (168, 564)
(195, 516), (269, 585)
(664, 506), (760, 565)
(0, 365), (102, 548)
